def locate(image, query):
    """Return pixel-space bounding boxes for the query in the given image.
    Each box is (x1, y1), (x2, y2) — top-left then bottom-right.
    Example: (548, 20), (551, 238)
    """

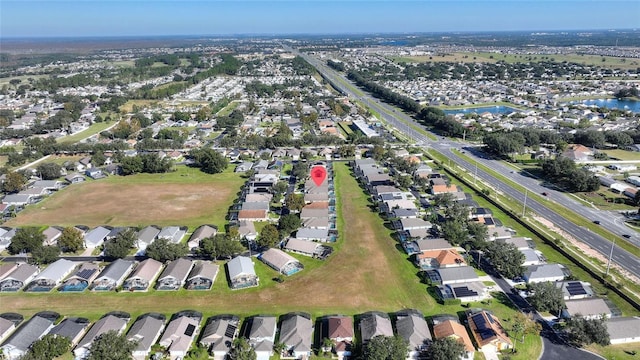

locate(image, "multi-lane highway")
(289, 46), (640, 279)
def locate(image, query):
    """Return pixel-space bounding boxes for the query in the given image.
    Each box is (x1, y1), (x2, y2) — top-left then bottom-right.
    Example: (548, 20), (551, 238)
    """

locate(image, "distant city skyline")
(1, 1), (638, 38)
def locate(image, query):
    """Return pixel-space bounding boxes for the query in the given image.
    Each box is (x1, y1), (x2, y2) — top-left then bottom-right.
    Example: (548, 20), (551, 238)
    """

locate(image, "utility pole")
(522, 189), (528, 217)
(606, 238), (616, 276)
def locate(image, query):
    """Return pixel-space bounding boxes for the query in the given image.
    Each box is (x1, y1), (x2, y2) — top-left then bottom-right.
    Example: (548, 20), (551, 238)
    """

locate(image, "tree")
(190, 148), (228, 174)
(285, 193), (305, 212)
(144, 238), (189, 262)
(103, 228), (136, 260)
(440, 220), (468, 246)
(485, 242), (525, 278)
(257, 224), (280, 248)
(278, 214), (302, 236)
(32, 245), (61, 265)
(565, 316), (610, 347)
(92, 150), (107, 166)
(510, 312), (541, 351)
(396, 175), (412, 190)
(199, 234), (245, 259)
(119, 156), (144, 175)
(467, 222), (488, 245)
(3, 171), (27, 193)
(528, 281), (565, 313)
(228, 337), (257, 360)
(363, 335), (409, 360)
(433, 193), (454, 209)
(36, 163), (63, 180)
(292, 162), (308, 179)
(426, 337), (465, 360)
(58, 227), (84, 253)
(87, 330), (137, 360)
(8, 227), (45, 254)
(22, 334), (71, 360)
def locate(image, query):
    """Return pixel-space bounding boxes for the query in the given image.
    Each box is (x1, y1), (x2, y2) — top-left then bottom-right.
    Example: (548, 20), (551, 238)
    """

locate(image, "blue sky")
(1, 1), (638, 37)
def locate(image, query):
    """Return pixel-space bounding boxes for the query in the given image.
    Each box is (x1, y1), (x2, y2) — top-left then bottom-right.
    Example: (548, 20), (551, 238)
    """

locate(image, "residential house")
(0, 264), (40, 292)
(157, 226), (187, 244)
(359, 311), (393, 343)
(520, 249), (545, 266)
(25, 259), (76, 292)
(260, 248), (304, 276)
(248, 316), (277, 360)
(31, 180), (63, 190)
(1, 194), (32, 207)
(200, 315), (240, 360)
(48, 317), (91, 347)
(60, 262), (100, 292)
(0, 312), (59, 360)
(431, 184), (458, 195)
(555, 281), (595, 300)
(238, 220), (258, 241)
(238, 209), (269, 222)
(227, 256), (259, 289)
(136, 225), (161, 254)
(84, 226), (111, 248)
(85, 168), (105, 180)
(284, 238), (325, 258)
(324, 316), (353, 360)
(188, 225), (217, 250)
(437, 282), (488, 303)
(158, 311), (202, 360)
(42, 226), (63, 246)
(64, 173), (85, 184)
(92, 259), (135, 291)
(497, 237), (534, 250)
(156, 258), (194, 290)
(523, 264), (568, 283)
(295, 228), (329, 242)
(76, 157), (92, 171)
(74, 313), (130, 359)
(127, 313), (166, 360)
(606, 317), (640, 344)
(428, 266), (480, 285)
(415, 249), (465, 270)
(122, 258), (163, 291)
(0, 315), (19, 344)
(562, 144), (592, 162)
(562, 298), (612, 320)
(395, 310), (431, 360)
(185, 261), (219, 290)
(466, 309), (512, 352)
(278, 313), (314, 360)
(235, 162), (254, 173)
(432, 318), (474, 360)
(0, 263), (18, 281)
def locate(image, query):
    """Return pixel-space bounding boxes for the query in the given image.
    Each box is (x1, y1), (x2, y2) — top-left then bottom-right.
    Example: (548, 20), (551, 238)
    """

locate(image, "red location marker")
(310, 165), (327, 186)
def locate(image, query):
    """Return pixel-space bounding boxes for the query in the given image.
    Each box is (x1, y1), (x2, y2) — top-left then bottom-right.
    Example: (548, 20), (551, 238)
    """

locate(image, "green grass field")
(56, 120), (117, 144)
(603, 149), (640, 161)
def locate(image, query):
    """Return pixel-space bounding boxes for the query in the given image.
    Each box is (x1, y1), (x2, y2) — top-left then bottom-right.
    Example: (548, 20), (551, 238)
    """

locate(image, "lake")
(571, 98), (640, 113)
(443, 105), (518, 115)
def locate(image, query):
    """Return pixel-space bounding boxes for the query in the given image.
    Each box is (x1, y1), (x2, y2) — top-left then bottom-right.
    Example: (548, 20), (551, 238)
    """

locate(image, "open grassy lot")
(56, 120), (117, 144)
(603, 149), (640, 161)
(118, 99), (160, 113)
(6, 166), (244, 230)
(391, 52), (639, 70)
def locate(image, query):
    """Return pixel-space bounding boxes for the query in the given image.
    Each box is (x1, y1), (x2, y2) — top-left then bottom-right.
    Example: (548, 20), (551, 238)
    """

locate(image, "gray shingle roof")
(227, 256), (256, 279)
(33, 259), (76, 284)
(127, 314), (166, 354)
(1, 313), (58, 354)
(279, 313), (313, 353)
(436, 267), (480, 284)
(359, 312), (393, 342)
(395, 310), (431, 349)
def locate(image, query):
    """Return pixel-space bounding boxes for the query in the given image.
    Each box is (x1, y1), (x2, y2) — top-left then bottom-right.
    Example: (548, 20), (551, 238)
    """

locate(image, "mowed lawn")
(6, 166), (244, 230)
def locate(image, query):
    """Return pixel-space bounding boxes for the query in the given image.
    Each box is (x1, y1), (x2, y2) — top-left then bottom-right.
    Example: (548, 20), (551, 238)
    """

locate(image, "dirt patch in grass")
(6, 182), (234, 229)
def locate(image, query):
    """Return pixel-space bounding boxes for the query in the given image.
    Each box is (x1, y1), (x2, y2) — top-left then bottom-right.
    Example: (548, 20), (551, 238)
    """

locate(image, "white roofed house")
(127, 313), (166, 360)
(122, 258), (163, 291)
(523, 264), (568, 284)
(92, 259), (135, 291)
(227, 256), (259, 289)
(136, 225), (161, 254)
(158, 311), (202, 360)
(83, 226), (112, 248)
(259, 248), (304, 276)
(158, 226), (187, 244)
(248, 315), (277, 360)
(24, 259), (76, 292)
(199, 315), (240, 360)
(74, 313), (130, 359)
(156, 258), (194, 290)
(185, 261), (219, 290)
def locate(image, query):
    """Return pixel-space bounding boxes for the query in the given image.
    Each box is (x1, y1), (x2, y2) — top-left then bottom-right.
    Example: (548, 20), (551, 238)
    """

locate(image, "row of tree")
(541, 156), (600, 192)
(347, 70), (422, 114)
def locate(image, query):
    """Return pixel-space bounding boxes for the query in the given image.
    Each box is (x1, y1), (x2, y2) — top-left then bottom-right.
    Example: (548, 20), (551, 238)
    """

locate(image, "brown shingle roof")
(433, 320), (474, 352)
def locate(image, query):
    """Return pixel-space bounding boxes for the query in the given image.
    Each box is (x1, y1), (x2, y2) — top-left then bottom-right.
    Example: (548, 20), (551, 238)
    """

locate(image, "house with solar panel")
(24, 259), (76, 292)
(466, 309), (512, 353)
(122, 258), (163, 291)
(185, 261), (219, 290)
(0, 311), (59, 360)
(259, 248), (304, 276)
(91, 259), (135, 291)
(0, 263), (39, 292)
(200, 315), (240, 360)
(158, 311), (202, 360)
(127, 313), (166, 360)
(227, 256), (259, 289)
(74, 312), (130, 359)
(555, 281), (595, 300)
(156, 258), (193, 290)
(60, 263), (100, 292)
(248, 315), (277, 360)
(437, 282), (488, 303)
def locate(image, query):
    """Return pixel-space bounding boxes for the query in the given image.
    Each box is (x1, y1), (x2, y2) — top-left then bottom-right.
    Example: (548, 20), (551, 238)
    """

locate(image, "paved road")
(290, 46), (640, 279)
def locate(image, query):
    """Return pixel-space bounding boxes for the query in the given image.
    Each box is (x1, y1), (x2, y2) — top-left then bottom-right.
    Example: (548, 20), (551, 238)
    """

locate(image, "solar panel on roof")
(185, 324), (196, 337)
(453, 287), (478, 297)
(566, 282), (587, 296)
(224, 324), (237, 338)
(77, 269), (97, 279)
(471, 313), (496, 340)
